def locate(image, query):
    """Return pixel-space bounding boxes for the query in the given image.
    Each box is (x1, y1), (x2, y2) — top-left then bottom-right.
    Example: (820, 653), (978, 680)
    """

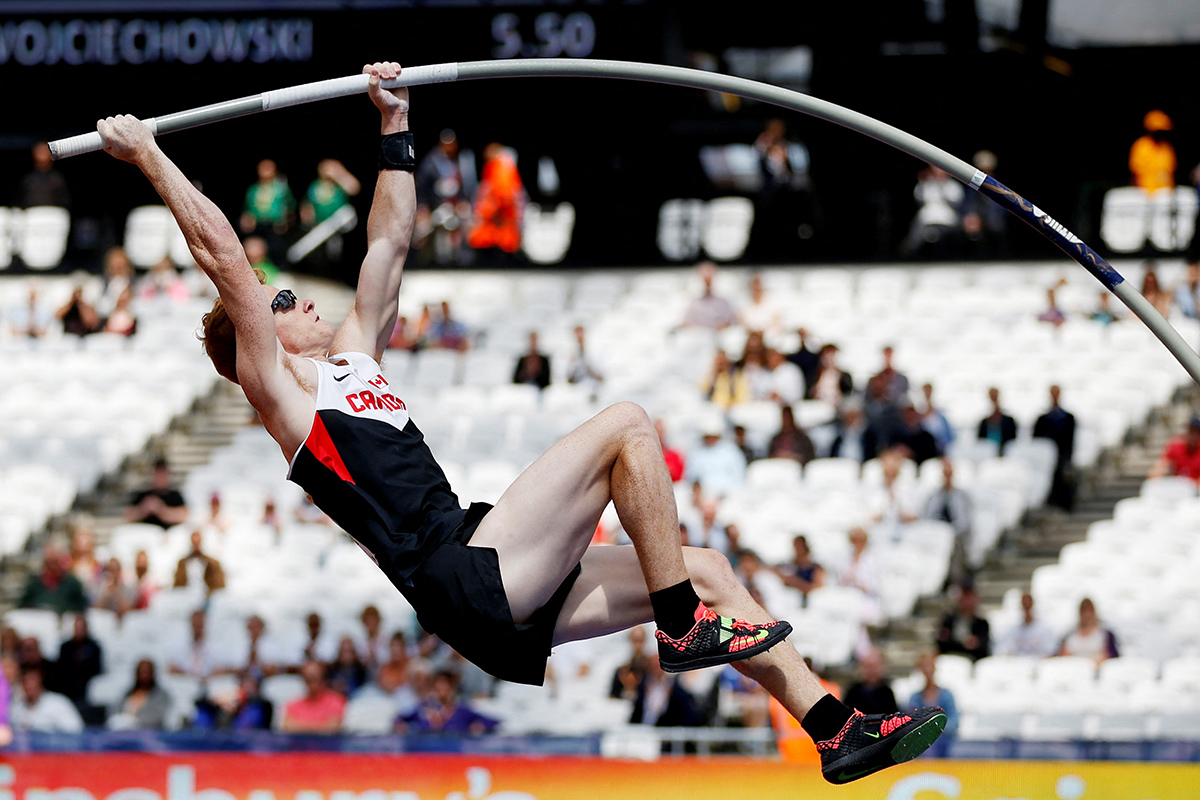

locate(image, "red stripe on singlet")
(307, 413), (355, 484)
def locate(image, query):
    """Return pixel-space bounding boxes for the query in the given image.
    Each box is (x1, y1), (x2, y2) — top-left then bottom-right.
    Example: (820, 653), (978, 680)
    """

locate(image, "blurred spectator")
(282, 660), (345, 733)
(512, 331), (552, 390)
(173, 530), (226, 594)
(867, 449), (920, 542)
(1034, 385), (1077, 511)
(125, 458), (189, 529)
(1059, 597), (1119, 665)
(300, 159), (360, 227)
(9, 284), (51, 338)
(194, 671), (273, 731)
(237, 614), (293, 679)
(1089, 292), (1119, 326)
(55, 286), (102, 337)
(0, 629), (17, 660)
(918, 383), (955, 455)
(93, 558), (135, 617)
(138, 257), (190, 305)
(903, 166), (963, 258)
(921, 460), (973, 588)
(830, 400), (879, 463)
(302, 612), (339, 664)
(717, 664), (771, 729)
(414, 129), (476, 266)
(55, 615), (102, 717)
(842, 649), (898, 715)
(239, 158), (295, 266)
(565, 325), (605, 398)
(100, 247), (134, 314)
(732, 425), (757, 464)
(169, 609), (231, 679)
(1174, 260), (1200, 320)
(1147, 415), (1200, 484)
(132, 550), (159, 610)
(740, 274), (783, 334)
(630, 653), (702, 727)
(242, 235), (279, 285)
(610, 627), (650, 702)
(787, 328), (821, 391)
(397, 668), (498, 734)
(18, 141), (70, 209)
(977, 387), (1017, 455)
(957, 149), (1008, 258)
(809, 344), (853, 404)
(67, 519), (103, 600)
(867, 346), (910, 417)
(936, 583), (990, 662)
(684, 420), (747, 498)
(1129, 110), (1176, 193)
(467, 142), (525, 264)
(681, 261), (737, 330)
(838, 528), (882, 626)
(326, 636), (368, 698)
(654, 419), (686, 483)
(16, 637), (57, 689)
(775, 535), (825, 602)
(102, 288), (138, 336)
(892, 404), (940, 464)
(108, 659), (170, 730)
(700, 349), (750, 410)
(13, 667), (83, 733)
(376, 632), (419, 713)
(766, 405), (815, 464)
(693, 498), (735, 558)
(995, 592), (1058, 658)
(738, 331), (769, 396)
(387, 315), (419, 351)
(429, 301), (470, 351)
(199, 492), (232, 538)
(19, 543), (87, 615)
(904, 651), (958, 757)
(1037, 287), (1065, 327)
(356, 605), (390, 676)
(759, 348), (806, 405)
(1141, 260), (1173, 317)
(750, 120), (808, 260)
(734, 549), (789, 620)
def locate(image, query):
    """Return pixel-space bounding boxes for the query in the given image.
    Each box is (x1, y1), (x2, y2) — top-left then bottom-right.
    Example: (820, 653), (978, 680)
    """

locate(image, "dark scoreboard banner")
(1, 1), (1195, 269)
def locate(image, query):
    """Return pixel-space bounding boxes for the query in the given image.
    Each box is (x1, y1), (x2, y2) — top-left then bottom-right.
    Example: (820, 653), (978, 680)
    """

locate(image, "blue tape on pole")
(977, 175), (1124, 289)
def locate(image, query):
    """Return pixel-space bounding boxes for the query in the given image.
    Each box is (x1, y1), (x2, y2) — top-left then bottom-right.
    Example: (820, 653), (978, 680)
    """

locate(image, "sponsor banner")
(0, 755), (1198, 800)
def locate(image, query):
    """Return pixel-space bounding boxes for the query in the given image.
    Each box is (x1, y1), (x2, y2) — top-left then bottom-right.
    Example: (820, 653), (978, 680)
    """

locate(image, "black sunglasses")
(271, 289), (297, 314)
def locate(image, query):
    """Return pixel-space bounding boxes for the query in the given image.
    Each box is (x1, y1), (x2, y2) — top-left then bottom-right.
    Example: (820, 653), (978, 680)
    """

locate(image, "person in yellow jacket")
(1129, 109), (1177, 193)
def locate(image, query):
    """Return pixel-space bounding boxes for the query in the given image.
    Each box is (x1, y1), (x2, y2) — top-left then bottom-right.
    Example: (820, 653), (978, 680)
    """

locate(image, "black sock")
(649, 579), (703, 639)
(800, 694), (856, 742)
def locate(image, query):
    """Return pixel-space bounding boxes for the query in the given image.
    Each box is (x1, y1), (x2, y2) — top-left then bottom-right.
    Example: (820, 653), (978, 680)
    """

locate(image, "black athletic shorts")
(405, 502), (582, 686)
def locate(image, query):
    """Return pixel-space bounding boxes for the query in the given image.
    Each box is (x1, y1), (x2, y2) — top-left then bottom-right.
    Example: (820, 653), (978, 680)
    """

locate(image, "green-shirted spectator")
(19, 543), (87, 615)
(240, 158), (295, 235)
(301, 159), (361, 226)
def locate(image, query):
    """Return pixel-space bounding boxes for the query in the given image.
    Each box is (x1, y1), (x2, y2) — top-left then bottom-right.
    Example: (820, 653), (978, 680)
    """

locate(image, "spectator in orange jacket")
(468, 143), (525, 260)
(1129, 110), (1176, 193)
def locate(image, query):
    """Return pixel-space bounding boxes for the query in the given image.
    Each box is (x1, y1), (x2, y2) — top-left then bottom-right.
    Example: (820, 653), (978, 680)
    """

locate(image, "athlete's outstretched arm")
(333, 61), (414, 360)
(97, 116), (291, 403)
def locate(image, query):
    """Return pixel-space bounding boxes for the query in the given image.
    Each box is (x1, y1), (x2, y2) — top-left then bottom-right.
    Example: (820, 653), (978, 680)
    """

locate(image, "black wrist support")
(379, 131), (416, 171)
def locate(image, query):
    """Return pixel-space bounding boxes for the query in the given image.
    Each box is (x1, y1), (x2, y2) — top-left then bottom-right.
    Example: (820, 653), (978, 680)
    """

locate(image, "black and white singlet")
(287, 351), (466, 584)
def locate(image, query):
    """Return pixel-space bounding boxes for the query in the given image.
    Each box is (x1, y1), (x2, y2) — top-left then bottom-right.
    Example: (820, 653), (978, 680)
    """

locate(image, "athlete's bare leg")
(468, 402), (689, 623)
(553, 545), (827, 722)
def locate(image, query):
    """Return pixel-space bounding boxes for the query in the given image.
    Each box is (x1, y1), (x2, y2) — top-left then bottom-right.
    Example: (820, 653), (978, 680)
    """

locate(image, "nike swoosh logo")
(837, 768), (875, 782)
(864, 731), (880, 739)
(333, 372), (351, 382)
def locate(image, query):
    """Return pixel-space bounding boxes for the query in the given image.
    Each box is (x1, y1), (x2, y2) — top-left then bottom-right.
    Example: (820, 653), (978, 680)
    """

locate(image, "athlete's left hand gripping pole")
(47, 63), (460, 160)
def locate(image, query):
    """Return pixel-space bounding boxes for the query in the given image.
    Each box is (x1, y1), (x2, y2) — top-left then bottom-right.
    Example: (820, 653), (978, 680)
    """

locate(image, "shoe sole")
(659, 621), (793, 673)
(824, 711), (948, 785)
